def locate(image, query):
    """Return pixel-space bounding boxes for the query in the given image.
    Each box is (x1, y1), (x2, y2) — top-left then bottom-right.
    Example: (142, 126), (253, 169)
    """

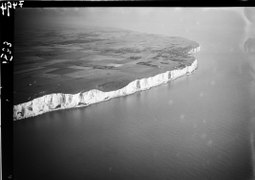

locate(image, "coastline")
(13, 47), (200, 121)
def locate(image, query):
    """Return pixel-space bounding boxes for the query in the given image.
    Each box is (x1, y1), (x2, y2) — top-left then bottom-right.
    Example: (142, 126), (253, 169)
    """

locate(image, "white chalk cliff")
(13, 47), (200, 120)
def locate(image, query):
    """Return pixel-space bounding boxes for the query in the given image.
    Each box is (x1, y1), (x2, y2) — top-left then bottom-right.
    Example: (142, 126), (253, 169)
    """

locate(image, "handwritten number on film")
(1, 41), (13, 64)
(1, 1), (24, 17)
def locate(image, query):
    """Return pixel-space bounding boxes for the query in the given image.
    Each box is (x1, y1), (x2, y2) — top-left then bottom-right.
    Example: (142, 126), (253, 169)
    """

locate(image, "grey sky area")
(15, 8), (246, 43)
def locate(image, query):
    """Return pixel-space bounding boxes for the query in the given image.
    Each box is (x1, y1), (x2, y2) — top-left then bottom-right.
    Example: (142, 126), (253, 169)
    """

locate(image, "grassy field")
(14, 26), (199, 104)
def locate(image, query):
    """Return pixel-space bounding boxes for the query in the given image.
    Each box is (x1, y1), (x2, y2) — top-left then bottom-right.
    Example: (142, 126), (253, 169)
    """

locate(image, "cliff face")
(13, 53), (199, 121)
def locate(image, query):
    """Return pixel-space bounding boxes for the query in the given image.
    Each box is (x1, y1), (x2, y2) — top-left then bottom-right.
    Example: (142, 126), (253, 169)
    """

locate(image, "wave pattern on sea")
(13, 47), (200, 120)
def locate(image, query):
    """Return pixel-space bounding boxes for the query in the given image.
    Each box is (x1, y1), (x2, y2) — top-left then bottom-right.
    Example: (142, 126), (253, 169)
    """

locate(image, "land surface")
(14, 26), (199, 105)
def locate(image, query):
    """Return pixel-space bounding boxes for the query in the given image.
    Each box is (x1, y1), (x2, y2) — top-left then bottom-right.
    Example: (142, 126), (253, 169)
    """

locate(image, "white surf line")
(13, 47), (200, 121)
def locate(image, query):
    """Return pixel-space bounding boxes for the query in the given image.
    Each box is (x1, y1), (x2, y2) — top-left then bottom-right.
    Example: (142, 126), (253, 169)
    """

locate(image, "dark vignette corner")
(0, 6), (14, 180)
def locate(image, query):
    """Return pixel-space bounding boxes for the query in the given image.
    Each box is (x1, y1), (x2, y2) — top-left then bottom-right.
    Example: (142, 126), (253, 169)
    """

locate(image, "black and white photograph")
(1, 4), (255, 180)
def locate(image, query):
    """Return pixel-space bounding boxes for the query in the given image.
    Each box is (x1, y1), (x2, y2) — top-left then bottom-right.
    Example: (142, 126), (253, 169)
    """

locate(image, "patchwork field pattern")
(14, 26), (199, 104)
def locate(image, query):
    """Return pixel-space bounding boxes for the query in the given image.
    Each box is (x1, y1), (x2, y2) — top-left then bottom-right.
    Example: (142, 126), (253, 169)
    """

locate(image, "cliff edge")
(14, 27), (200, 120)
(13, 48), (199, 120)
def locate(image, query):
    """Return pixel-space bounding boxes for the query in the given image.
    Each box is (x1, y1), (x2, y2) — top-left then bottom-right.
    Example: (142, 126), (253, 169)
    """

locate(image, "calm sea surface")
(14, 10), (254, 180)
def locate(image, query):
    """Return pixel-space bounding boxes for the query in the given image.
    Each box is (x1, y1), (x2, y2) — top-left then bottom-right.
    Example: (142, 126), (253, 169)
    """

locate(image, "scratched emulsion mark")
(239, 7), (255, 179)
